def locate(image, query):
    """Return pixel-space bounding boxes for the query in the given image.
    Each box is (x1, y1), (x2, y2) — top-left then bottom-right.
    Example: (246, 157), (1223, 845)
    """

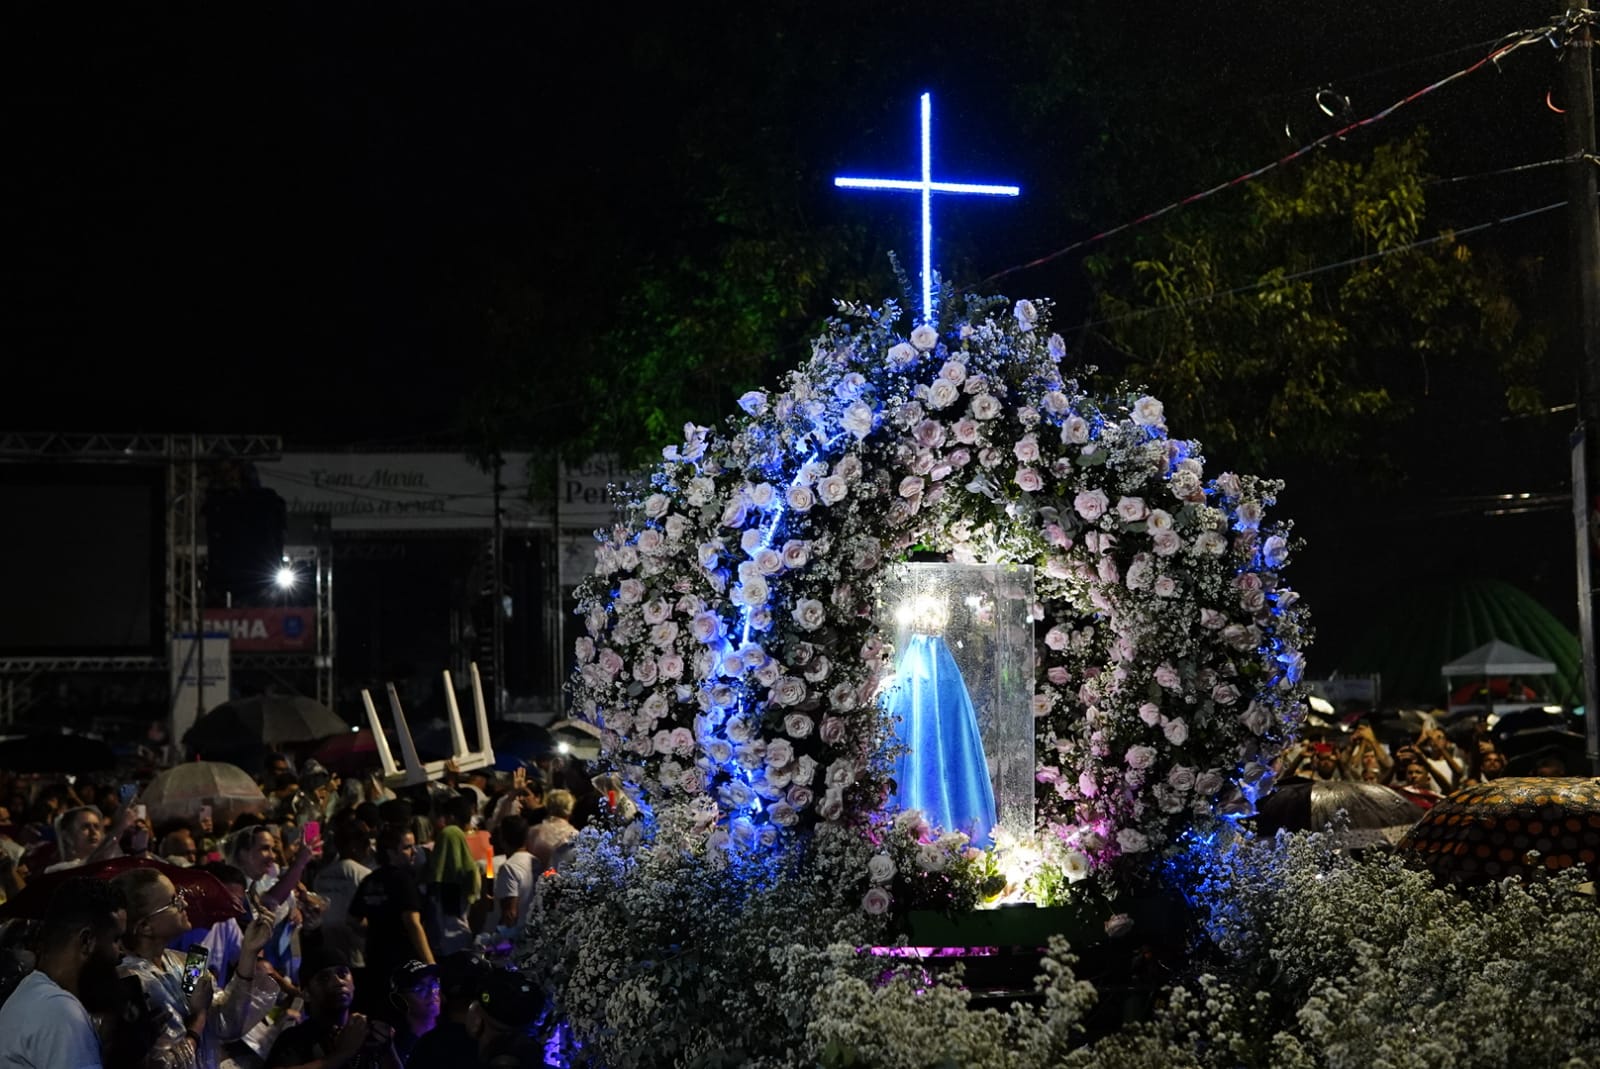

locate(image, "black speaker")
(204, 485), (287, 602)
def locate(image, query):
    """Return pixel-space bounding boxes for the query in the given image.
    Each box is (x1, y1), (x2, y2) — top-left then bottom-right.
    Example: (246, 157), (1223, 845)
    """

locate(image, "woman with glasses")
(108, 868), (275, 1069)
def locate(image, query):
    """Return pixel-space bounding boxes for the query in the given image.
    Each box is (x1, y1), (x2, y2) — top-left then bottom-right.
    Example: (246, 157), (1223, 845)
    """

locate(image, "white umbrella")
(140, 761), (268, 828)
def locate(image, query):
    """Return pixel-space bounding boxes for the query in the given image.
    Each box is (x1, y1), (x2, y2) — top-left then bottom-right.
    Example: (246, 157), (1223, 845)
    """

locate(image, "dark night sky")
(0, 2), (1589, 678)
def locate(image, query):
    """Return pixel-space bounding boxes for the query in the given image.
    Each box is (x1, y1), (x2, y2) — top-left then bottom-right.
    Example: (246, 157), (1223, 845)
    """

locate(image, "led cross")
(835, 92), (1020, 325)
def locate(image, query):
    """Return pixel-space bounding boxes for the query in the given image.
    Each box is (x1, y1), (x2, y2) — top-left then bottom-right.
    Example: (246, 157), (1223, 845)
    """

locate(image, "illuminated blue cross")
(834, 92), (1020, 325)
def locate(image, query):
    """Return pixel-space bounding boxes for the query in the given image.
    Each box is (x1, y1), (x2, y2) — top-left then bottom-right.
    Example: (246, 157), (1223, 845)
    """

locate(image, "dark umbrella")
(493, 726), (557, 771)
(1256, 780), (1426, 847)
(0, 856), (242, 927)
(1502, 735), (1590, 777)
(0, 732), (117, 773)
(185, 694), (348, 753)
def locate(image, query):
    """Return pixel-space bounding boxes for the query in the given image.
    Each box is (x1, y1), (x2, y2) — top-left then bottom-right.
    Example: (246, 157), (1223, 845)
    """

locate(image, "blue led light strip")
(834, 92), (1019, 325)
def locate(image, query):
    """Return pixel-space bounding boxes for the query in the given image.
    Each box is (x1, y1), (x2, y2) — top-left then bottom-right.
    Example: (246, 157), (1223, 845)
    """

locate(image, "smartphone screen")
(303, 821), (321, 846)
(132, 804), (148, 823)
(119, 783), (138, 806)
(180, 948), (209, 994)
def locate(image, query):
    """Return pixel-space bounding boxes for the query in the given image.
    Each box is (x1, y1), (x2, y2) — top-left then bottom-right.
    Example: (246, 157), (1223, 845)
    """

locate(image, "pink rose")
(1014, 467), (1043, 492)
(1125, 745), (1156, 770)
(1047, 666), (1070, 685)
(861, 887), (892, 915)
(819, 716), (847, 744)
(1013, 435), (1040, 462)
(1074, 488), (1110, 521)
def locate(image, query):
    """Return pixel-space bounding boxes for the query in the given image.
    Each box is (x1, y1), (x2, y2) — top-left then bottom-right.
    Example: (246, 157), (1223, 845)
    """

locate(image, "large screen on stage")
(0, 466), (165, 654)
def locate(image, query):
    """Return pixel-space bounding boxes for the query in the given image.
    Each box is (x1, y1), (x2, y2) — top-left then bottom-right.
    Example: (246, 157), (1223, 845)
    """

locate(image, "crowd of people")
(1277, 712), (1567, 807)
(0, 747), (602, 1069)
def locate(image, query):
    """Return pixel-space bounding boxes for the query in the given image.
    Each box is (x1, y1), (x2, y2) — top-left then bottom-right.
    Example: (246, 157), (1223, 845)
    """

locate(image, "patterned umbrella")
(139, 760), (267, 829)
(1397, 777), (1600, 885)
(0, 856), (242, 927)
(184, 694), (347, 751)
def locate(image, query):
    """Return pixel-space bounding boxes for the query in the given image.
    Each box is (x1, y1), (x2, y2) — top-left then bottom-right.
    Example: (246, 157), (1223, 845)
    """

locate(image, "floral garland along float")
(571, 294), (1310, 898)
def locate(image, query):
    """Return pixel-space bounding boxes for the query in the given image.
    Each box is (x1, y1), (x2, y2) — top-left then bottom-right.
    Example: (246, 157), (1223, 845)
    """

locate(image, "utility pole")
(1564, 16), (1600, 774)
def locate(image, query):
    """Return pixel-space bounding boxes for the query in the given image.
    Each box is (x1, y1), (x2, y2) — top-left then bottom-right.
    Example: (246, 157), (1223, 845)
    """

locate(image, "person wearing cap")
(265, 946), (399, 1069)
(386, 960), (439, 1064)
(467, 968), (546, 1069)
(404, 966), (542, 1069)
(401, 952), (485, 1069)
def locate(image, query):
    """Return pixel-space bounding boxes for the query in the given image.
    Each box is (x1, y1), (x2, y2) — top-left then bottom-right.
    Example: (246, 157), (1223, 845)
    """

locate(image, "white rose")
(737, 390), (768, 415)
(1014, 299), (1039, 330)
(732, 576), (769, 608)
(1061, 415), (1090, 444)
(793, 755), (818, 786)
(970, 393), (1002, 421)
(747, 482), (776, 509)
(866, 853), (897, 884)
(617, 578), (645, 604)
(1061, 849), (1091, 882)
(1116, 828), (1149, 853)
(909, 324), (939, 351)
(927, 379), (960, 410)
(887, 342), (917, 368)
(690, 611), (722, 643)
(792, 598), (826, 631)
(770, 676), (808, 706)
(786, 484), (816, 512)
(842, 401), (876, 440)
(1130, 395), (1165, 427)
(817, 474), (848, 505)
(784, 713), (813, 739)
(754, 548), (783, 575)
(1074, 489), (1110, 521)
(781, 539), (811, 569)
(766, 739), (795, 767)
(1116, 496), (1148, 523)
(686, 478), (715, 506)
(916, 843), (949, 872)
(644, 493), (670, 519)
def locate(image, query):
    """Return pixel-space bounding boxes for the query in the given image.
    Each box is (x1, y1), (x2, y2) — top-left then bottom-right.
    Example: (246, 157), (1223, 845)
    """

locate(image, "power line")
(970, 21), (1558, 290)
(1074, 199), (1567, 331)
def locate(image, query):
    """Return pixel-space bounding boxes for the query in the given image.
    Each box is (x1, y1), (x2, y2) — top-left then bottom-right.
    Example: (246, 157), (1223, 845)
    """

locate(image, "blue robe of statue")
(885, 632), (997, 845)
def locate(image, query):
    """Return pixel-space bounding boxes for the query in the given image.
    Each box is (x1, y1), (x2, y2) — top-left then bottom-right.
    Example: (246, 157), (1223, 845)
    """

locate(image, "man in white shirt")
(489, 816), (536, 937)
(0, 876), (128, 1068)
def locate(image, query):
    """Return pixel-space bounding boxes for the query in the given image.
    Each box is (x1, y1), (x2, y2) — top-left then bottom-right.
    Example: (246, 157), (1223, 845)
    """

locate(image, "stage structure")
(0, 432), (312, 737)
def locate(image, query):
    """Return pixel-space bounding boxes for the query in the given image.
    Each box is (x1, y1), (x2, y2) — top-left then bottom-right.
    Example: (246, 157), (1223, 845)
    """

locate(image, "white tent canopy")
(1441, 639), (1556, 679)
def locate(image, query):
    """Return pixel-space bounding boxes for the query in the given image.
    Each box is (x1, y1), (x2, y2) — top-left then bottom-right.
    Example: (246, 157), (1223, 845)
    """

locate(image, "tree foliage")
(1080, 134), (1546, 479)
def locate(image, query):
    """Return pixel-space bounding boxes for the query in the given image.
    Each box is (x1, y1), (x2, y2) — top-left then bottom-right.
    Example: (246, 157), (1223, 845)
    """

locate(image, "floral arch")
(569, 294), (1309, 892)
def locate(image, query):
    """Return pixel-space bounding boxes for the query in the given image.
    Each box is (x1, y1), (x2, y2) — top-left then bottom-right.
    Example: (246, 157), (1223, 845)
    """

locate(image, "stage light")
(275, 566), (296, 591)
(557, 741), (571, 755)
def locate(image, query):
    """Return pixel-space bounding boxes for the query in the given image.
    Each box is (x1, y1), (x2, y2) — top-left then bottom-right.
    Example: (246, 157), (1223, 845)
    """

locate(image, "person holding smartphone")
(109, 867), (275, 1069)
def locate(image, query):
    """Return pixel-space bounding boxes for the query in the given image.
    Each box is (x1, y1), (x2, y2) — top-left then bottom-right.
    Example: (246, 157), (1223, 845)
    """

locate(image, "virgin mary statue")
(883, 595), (997, 845)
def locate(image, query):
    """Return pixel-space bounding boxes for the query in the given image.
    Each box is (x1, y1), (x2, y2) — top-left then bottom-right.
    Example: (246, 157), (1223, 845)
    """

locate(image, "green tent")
(1339, 579), (1582, 706)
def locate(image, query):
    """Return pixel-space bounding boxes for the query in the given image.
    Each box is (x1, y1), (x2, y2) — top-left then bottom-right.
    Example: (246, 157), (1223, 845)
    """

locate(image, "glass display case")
(878, 562), (1036, 845)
